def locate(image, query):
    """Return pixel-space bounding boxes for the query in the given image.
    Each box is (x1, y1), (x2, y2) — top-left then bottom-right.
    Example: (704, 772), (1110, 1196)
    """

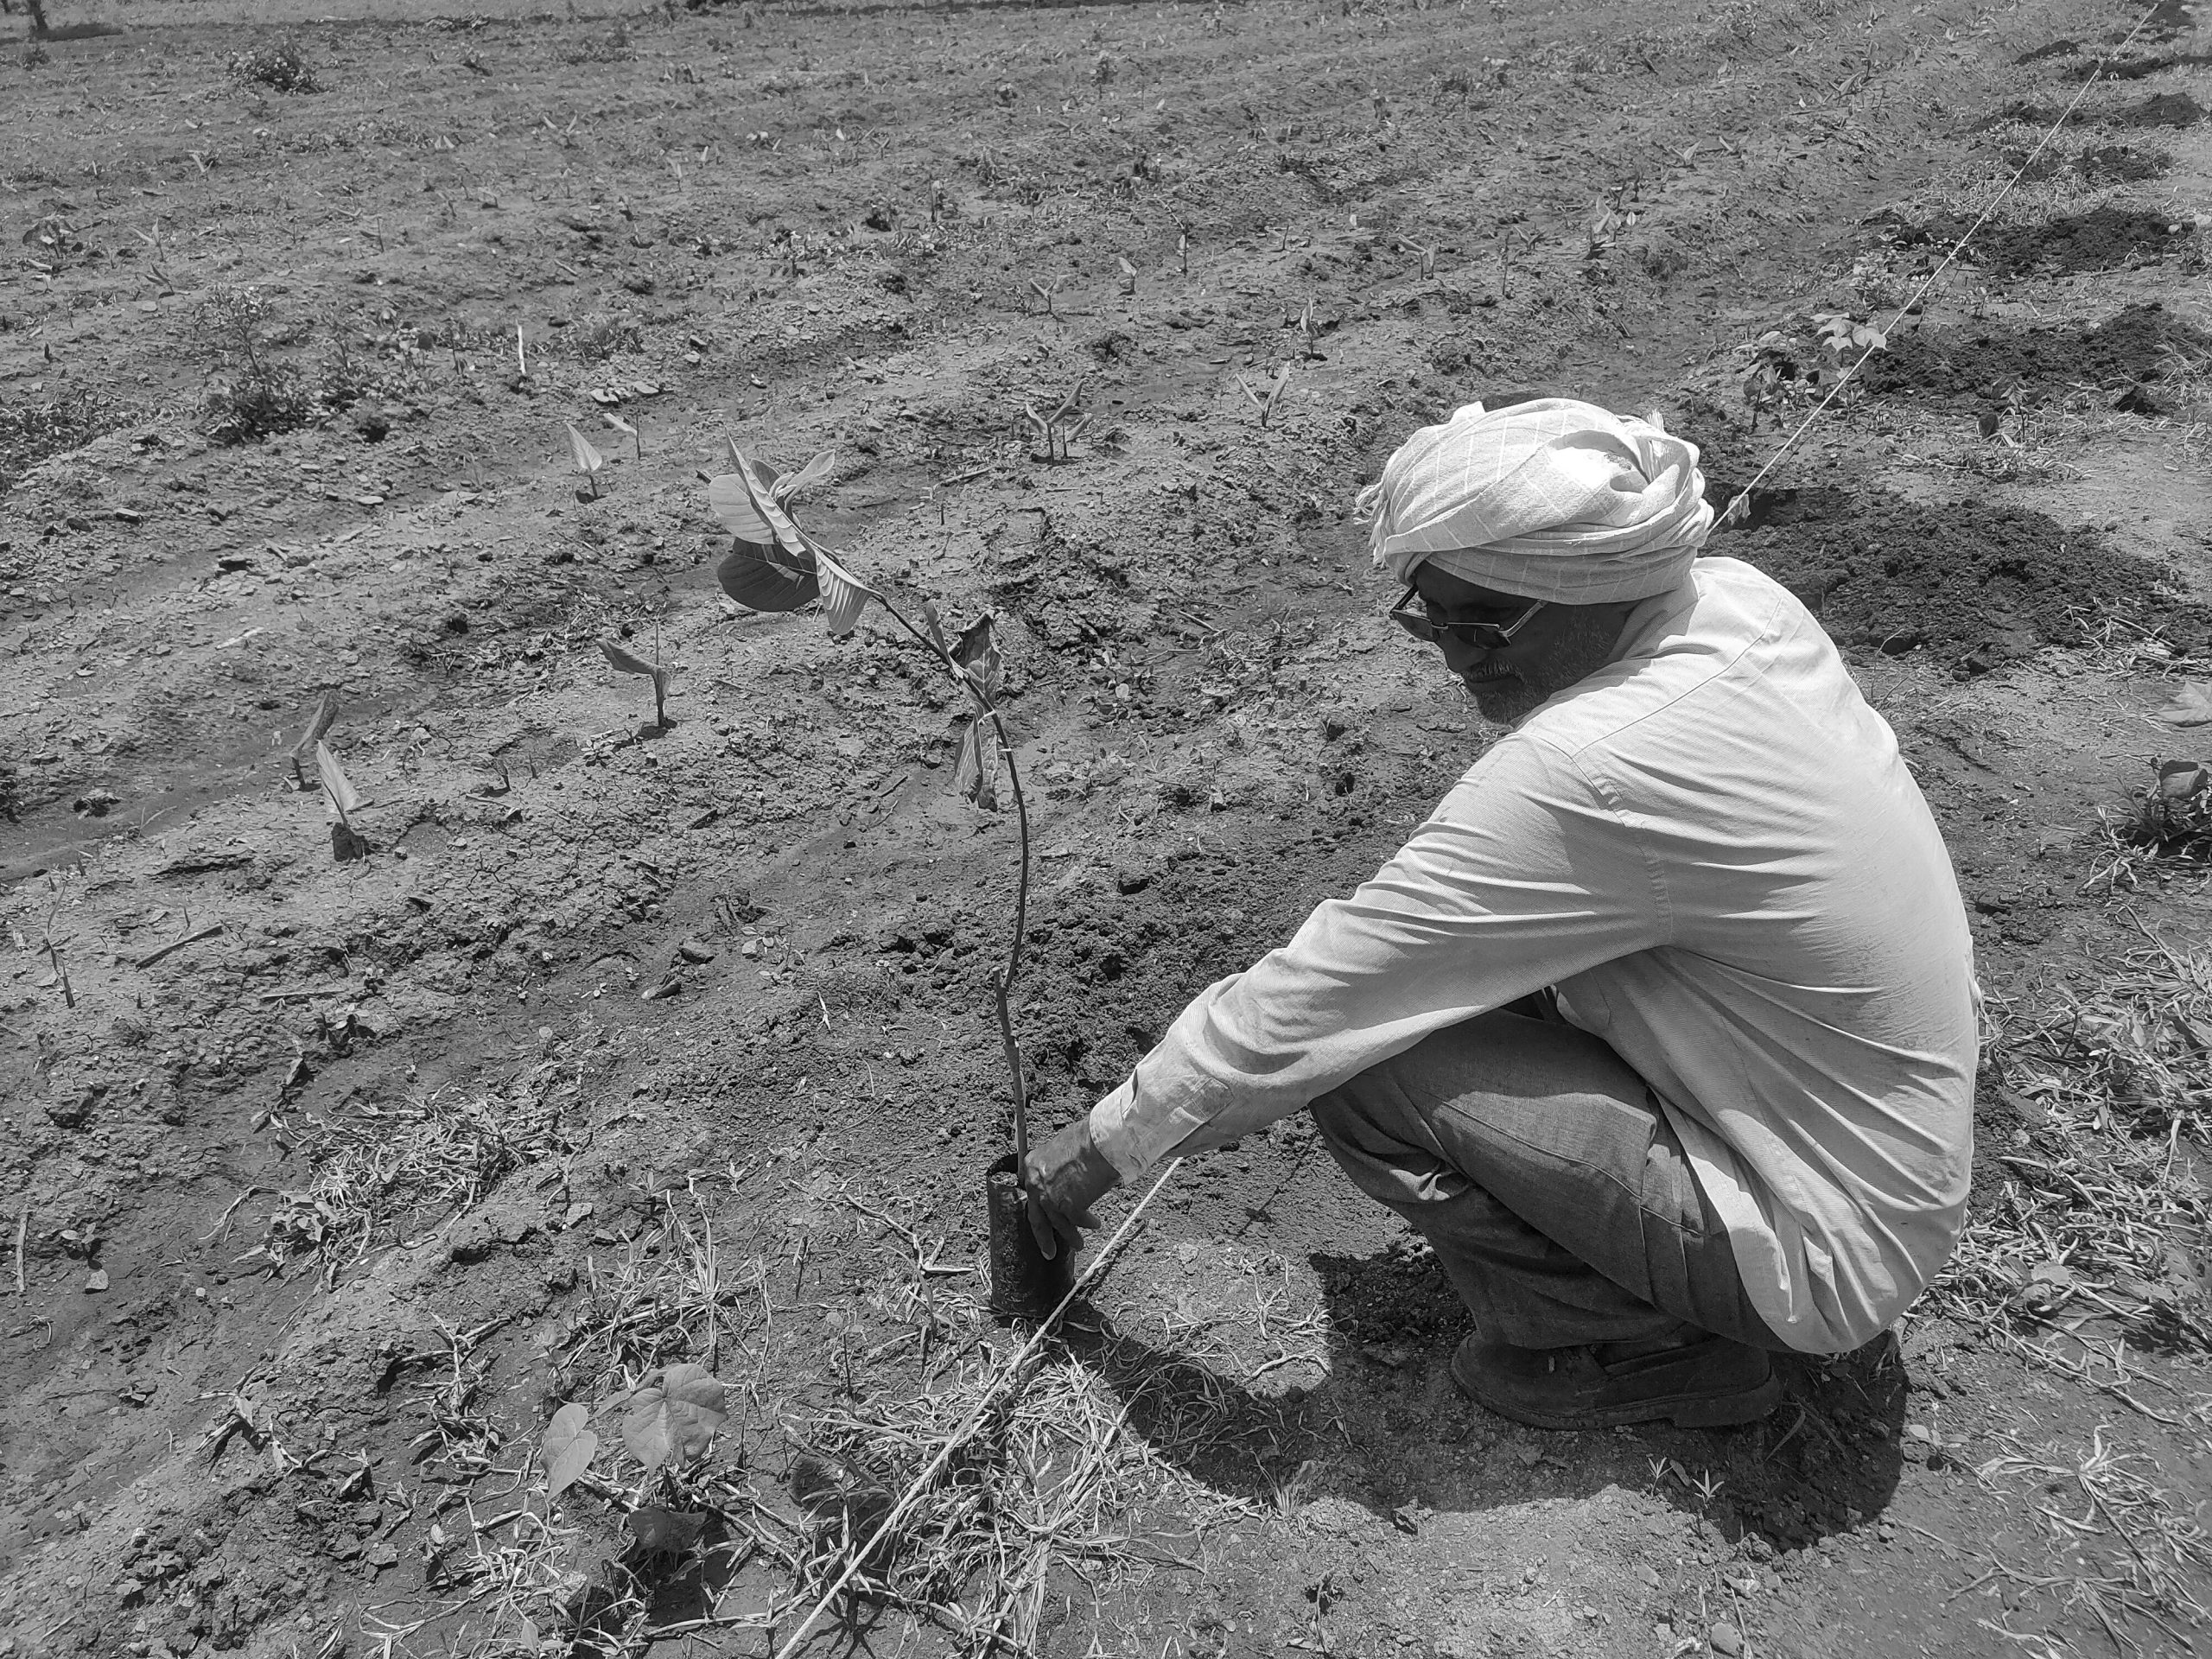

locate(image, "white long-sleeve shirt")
(1090, 556), (1978, 1354)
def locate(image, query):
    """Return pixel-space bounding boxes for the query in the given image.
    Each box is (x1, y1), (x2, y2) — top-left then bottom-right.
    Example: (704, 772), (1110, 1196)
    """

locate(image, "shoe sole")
(1450, 1351), (1783, 1431)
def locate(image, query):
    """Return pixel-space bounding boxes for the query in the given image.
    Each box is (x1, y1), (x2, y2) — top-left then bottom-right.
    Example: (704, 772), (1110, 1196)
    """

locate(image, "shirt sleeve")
(1087, 735), (1669, 1177)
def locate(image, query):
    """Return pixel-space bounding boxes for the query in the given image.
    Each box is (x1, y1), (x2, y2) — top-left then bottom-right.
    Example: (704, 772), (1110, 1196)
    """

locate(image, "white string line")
(766, 1156), (1186, 1659)
(1718, 0), (2162, 524)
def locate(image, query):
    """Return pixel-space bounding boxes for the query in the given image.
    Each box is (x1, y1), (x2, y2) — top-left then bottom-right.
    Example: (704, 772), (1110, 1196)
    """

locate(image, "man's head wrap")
(1355, 397), (1713, 604)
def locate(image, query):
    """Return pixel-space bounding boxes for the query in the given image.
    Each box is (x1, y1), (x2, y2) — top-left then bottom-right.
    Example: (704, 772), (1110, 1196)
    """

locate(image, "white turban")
(1357, 397), (1713, 603)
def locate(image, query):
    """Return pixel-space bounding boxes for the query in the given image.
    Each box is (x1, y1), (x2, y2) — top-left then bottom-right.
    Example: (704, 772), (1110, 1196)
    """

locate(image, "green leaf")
(565, 423), (604, 475)
(953, 614), (1002, 699)
(626, 1504), (708, 1555)
(2157, 759), (2210, 801)
(543, 1402), (596, 1500)
(814, 544), (876, 638)
(721, 442), (811, 558)
(619, 1363), (726, 1471)
(315, 741), (361, 818)
(774, 448), (837, 503)
(288, 690), (340, 760)
(716, 540), (821, 613)
(599, 639), (658, 680)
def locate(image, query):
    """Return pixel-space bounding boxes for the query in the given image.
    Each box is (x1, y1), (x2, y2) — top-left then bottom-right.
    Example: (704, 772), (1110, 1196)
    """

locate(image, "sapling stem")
(868, 591), (1033, 1161)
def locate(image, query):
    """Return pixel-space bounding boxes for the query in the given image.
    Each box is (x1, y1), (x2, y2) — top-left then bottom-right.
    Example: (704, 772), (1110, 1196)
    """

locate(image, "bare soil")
(3, 0), (2210, 1656)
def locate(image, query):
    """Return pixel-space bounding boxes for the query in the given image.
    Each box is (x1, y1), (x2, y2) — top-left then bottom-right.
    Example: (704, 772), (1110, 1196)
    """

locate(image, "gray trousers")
(1310, 1007), (1788, 1352)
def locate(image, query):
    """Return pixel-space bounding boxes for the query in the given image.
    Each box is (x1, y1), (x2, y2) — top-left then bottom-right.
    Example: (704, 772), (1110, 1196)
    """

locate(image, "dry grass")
(1936, 938), (2212, 1388)
(1976, 1427), (2212, 1649)
(244, 1077), (579, 1281)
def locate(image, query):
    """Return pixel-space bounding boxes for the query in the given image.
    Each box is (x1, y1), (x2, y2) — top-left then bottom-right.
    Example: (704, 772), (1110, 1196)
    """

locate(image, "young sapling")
(705, 441), (1040, 1166)
(600, 636), (672, 731)
(566, 423), (606, 498)
(1116, 256), (1136, 298)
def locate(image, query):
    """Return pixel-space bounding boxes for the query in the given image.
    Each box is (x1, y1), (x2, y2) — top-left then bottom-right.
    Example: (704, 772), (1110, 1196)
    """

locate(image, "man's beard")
(1460, 609), (1625, 727)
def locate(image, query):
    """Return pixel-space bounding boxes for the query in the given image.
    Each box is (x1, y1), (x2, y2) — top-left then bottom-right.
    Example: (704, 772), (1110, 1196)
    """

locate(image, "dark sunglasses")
(1388, 582), (1547, 649)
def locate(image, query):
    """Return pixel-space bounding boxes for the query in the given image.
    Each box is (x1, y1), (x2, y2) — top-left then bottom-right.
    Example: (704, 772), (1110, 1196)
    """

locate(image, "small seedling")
(1020, 374), (1089, 462)
(600, 636), (671, 730)
(1177, 223), (1191, 273)
(604, 410), (643, 460)
(1403, 238), (1438, 278)
(287, 691), (340, 789)
(1293, 298), (1320, 360)
(1116, 255), (1136, 296)
(1027, 273), (1070, 318)
(1237, 365), (1293, 429)
(566, 423), (605, 497)
(316, 741), (367, 861)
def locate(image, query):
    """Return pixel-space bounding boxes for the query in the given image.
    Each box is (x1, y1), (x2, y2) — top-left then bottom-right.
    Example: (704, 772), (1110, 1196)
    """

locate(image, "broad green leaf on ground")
(716, 541), (820, 613)
(814, 546), (877, 638)
(315, 741), (361, 819)
(626, 1505), (709, 1554)
(619, 1363), (726, 1471)
(2155, 683), (2212, 727)
(565, 423), (604, 475)
(599, 639), (669, 699)
(543, 1402), (597, 1499)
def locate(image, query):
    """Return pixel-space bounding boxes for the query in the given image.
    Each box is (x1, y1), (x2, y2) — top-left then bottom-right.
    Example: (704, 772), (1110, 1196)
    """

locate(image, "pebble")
(1711, 1619), (1744, 1656)
(1635, 1563), (1661, 1588)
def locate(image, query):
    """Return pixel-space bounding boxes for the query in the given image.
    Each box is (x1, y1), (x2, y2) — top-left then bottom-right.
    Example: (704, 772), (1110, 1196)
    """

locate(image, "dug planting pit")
(1703, 486), (2211, 674)
(1859, 302), (2212, 409)
(1872, 205), (2200, 279)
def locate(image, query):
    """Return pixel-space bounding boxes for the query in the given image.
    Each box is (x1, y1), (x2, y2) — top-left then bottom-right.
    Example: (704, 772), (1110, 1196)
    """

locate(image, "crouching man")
(1023, 397), (1978, 1430)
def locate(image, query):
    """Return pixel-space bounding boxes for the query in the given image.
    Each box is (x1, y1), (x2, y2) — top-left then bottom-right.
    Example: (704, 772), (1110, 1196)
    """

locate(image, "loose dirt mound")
(1878, 207), (2198, 277)
(1978, 90), (2206, 127)
(1700, 482), (2209, 671)
(2112, 89), (2209, 126)
(1859, 302), (2212, 404)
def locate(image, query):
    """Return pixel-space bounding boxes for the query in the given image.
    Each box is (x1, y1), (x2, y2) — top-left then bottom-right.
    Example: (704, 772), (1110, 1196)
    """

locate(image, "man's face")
(1408, 564), (1634, 725)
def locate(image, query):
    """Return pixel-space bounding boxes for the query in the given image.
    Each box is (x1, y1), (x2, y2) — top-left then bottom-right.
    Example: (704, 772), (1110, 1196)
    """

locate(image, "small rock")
(676, 938), (716, 964)
(85, 1268), (110, 1294)
(1710, 1619), (1744, 1656)
(1362, 1342), (1413, 1369)
(1113, 863), (1152, 895)
(1636, 1563), (1661, 1588)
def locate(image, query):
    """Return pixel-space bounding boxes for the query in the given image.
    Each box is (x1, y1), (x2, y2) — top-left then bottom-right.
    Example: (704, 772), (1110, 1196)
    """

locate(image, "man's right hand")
(1019, 1117), (1122, 1261)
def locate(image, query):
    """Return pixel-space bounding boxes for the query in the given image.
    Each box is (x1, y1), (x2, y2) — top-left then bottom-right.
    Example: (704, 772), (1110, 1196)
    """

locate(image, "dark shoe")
(1450, 1331), (1782, 1430)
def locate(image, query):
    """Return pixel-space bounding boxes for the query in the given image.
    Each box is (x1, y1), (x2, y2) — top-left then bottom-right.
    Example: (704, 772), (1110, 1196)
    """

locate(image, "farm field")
(2, 0), (2209, 1651)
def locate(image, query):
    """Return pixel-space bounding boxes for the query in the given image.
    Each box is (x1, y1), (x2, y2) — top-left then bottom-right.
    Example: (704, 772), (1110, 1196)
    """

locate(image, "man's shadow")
(1065, 1229), (1910, 1556)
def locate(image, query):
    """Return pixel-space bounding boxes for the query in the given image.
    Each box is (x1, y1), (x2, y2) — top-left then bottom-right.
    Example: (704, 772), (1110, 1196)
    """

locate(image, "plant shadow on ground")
(1067, 1241), (1910, 1558)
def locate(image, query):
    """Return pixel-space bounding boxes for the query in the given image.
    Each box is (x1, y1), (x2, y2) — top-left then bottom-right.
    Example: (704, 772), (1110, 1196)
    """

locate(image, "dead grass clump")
(1977, 1427), (2211, 1644)
(0, 389), (118, 493)
(1936, 942), (2212, 1359)
(784, 1339), (1249, 1653)
(246, 1082), (576, 1279)
(572, 315), (645, 362)
(229, 36), (323, 93)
